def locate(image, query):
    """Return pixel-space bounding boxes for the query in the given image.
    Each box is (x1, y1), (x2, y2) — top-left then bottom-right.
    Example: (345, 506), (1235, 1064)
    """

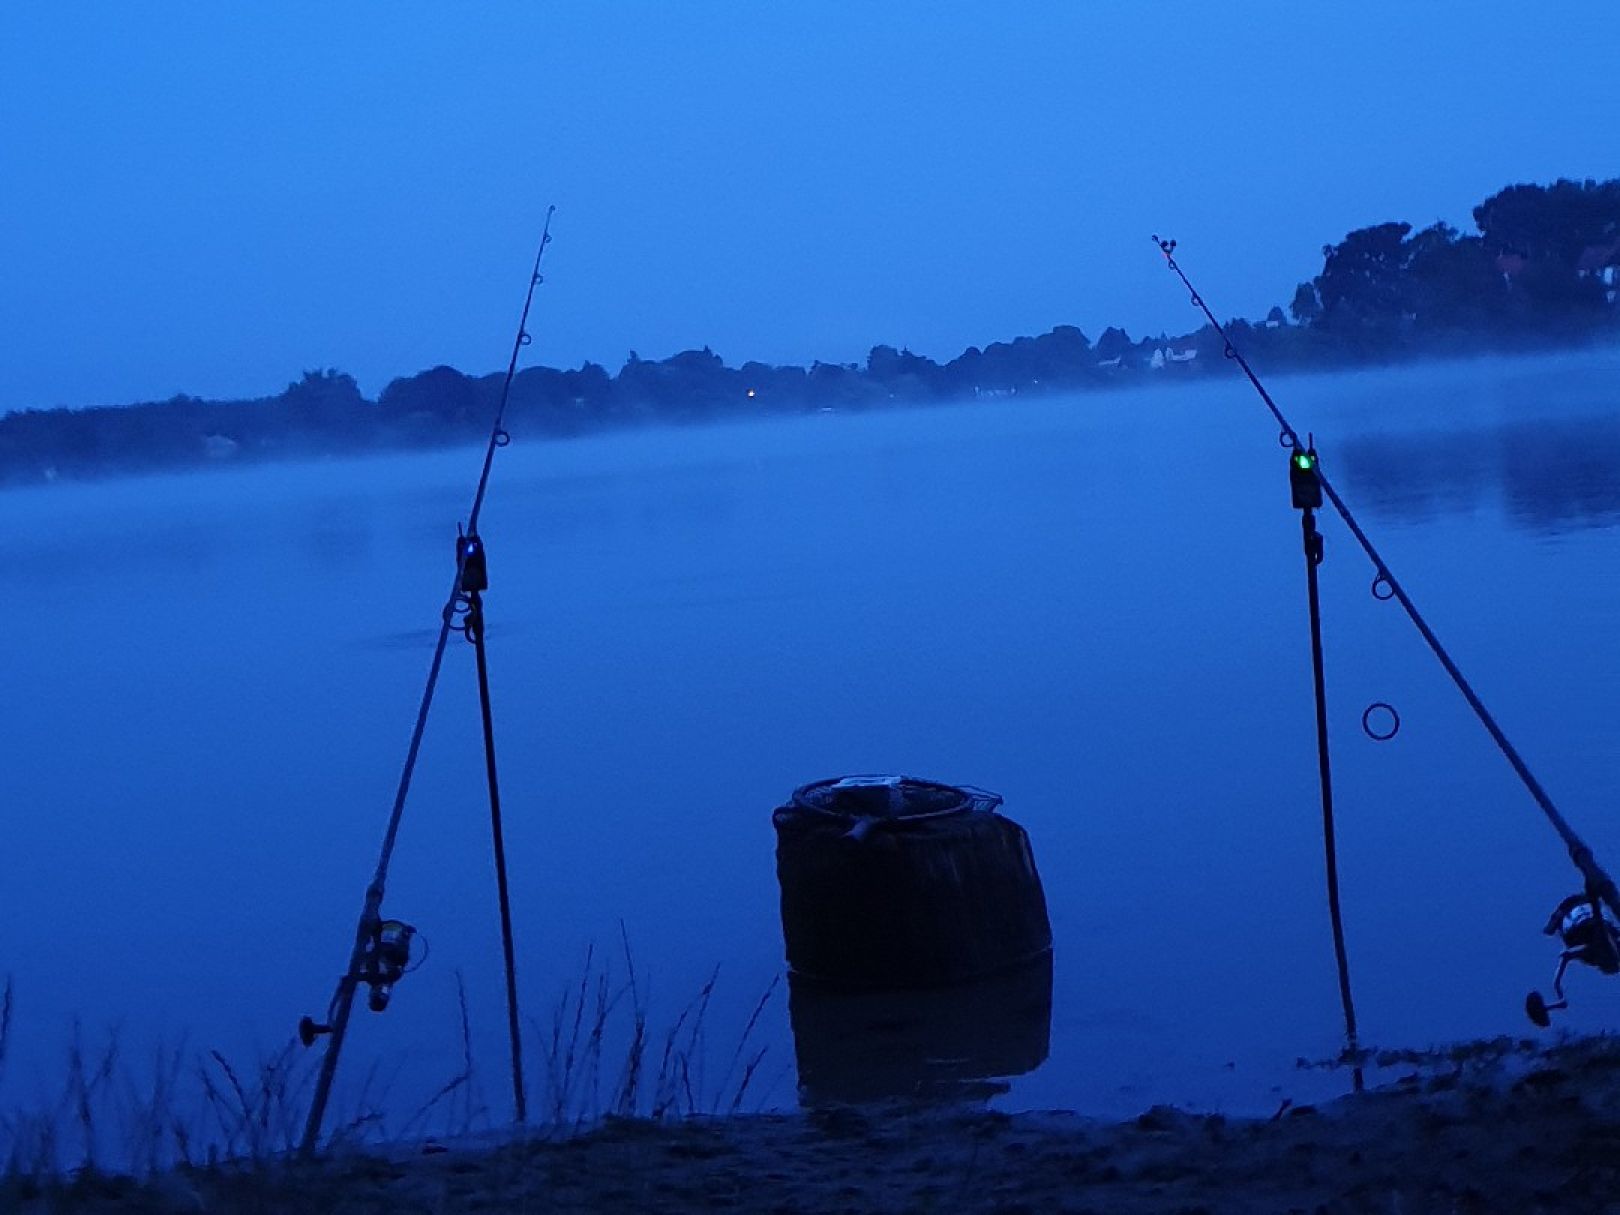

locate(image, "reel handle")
(298, 1015), (333, 1048)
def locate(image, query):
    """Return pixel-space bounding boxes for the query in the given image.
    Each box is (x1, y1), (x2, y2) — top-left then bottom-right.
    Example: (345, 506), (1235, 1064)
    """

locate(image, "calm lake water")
(4, 350), (1619, 1137)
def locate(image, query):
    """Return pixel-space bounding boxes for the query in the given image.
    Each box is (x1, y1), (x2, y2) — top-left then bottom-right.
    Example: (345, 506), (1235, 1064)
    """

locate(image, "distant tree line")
(3, 176), (1616, 486)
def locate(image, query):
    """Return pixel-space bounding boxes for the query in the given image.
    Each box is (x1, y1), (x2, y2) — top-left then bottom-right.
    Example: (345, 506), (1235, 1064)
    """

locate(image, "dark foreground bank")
(9, 1035), (1620, 1214)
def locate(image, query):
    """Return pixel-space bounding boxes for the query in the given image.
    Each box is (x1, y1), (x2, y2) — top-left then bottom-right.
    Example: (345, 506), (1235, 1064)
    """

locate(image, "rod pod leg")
(1294, 459), (1364, 1094)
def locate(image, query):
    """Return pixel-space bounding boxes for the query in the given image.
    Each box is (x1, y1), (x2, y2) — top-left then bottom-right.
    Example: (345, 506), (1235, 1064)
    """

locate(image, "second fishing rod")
(1152, 233), (1620, 1038)
(297, 208), (557, 1156)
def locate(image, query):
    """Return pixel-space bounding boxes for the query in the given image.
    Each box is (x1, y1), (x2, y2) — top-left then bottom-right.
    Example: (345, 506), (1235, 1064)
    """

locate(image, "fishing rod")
(1151, 235), (1620, 1030)
(297, 208), (556, 1155)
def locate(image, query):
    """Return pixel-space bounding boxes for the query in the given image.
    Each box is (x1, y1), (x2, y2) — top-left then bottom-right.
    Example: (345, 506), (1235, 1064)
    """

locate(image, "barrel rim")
(788, 774), (1002, 823)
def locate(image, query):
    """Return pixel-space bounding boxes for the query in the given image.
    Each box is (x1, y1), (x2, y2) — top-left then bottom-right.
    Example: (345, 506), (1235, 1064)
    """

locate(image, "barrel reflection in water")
(773, 775), (1054, 1103)
(789, 953), (1054, 1105)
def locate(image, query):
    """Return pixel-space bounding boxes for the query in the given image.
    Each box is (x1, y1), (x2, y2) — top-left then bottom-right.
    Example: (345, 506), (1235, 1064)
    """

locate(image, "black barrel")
(772, 775), (1052, 989)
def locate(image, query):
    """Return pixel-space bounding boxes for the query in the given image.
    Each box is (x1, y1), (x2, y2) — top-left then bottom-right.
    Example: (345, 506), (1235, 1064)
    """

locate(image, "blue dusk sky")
(1, 2), (1616, 413)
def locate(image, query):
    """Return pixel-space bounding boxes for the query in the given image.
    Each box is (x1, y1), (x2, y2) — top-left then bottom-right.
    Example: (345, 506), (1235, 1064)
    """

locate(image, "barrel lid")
(790, 775), (1001, 823)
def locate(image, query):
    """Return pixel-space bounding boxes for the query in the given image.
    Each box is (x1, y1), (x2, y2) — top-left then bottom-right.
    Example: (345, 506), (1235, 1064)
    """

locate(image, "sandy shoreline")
(12, 1036), (1620, 1213)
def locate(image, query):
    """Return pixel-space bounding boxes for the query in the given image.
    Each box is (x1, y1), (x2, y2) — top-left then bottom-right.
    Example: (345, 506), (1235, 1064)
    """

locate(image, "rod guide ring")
(1362, 702), (1400, 742)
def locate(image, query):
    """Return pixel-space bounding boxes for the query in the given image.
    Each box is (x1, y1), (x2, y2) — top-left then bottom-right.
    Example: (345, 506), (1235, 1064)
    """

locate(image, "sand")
(13, 1036), (1620, 1214)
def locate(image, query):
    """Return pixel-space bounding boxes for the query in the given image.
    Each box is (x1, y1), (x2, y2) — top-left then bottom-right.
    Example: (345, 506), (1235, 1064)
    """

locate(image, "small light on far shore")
(746, 388), (757, 399)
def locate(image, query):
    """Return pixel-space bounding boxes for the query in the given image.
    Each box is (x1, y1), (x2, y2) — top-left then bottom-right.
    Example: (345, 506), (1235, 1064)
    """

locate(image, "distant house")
(1149, 345), (1199, 369)
(1577, 238), (1620, 301)
(1495, 252), (1528, 281)
(1576, 238), (1620, 275)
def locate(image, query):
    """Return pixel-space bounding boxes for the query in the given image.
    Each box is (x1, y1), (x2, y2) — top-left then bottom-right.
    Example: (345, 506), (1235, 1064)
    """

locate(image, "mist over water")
(3, 350), (1619, 1126)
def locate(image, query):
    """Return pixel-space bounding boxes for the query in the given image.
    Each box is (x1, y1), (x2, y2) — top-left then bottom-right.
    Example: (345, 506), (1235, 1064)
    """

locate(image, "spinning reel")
(300, 917), (422, 1046)
(1526, 893), (1619, 1027)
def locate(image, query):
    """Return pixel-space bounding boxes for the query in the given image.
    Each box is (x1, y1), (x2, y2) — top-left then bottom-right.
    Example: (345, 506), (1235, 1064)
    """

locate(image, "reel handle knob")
(1524, 990), (1564, 1028)
(299, 1015), (333, 1047)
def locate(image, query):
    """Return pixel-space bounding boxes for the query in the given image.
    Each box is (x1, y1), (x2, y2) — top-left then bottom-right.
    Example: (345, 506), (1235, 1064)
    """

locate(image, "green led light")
(1294, 452), (1314, 470)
